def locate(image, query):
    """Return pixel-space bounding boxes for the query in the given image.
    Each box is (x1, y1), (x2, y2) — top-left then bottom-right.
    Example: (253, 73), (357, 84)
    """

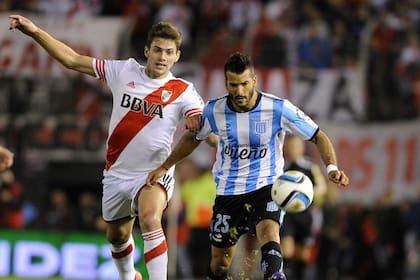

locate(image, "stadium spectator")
(154, 0), (194, 60)
(9, 14), (203, 280)
(76, 191), (105, 232)
(375, 189), (406, 279)
(297, 19), (333, 70)
(0, 169), (25, 229)
(0, 146), (14, 171)
(366, 9), (402, 120)
(228, 0), (262, 37)
(197, 22), (244, 70)
(43, 188), (77, 231)
(315, 186), (341, 280)
(396, 30), (420, 114)
(194, 0), (230, 44)
(281, 134), (327, 280)
(404, 182), (420, 279)
(177, 158), (216, 278)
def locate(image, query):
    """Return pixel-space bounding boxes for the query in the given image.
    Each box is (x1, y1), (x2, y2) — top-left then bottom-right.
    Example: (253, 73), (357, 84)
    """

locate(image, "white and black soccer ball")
(271, 170), (314, 213)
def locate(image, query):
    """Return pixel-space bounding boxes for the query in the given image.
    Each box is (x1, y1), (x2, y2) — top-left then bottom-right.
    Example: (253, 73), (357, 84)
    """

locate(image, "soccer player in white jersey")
(147, 53), (349, 280)
(9, 15), (204, 280)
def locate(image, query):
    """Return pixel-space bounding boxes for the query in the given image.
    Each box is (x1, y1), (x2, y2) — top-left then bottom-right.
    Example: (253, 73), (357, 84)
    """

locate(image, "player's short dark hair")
(147, 22), (182, 50)
(224, 53), (255, 77)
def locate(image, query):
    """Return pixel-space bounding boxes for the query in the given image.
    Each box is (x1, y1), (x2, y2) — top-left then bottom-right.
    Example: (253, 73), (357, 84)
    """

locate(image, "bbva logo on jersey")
(120, 93), (163, 118)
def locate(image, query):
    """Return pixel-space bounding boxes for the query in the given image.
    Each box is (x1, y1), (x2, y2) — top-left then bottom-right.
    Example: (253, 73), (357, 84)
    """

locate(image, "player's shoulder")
(207, 95), (228, 105)
(201, 95), (228, 116)
(260, 91), (287, 103)
(169, 75), (194, 88)
(105, 57), (143, 70)
(125, 58), (143, 70)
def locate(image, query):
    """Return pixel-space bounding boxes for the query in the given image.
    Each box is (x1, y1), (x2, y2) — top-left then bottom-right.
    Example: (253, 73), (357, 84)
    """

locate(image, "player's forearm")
(312, 130), (338, 167)
(31, 28), (94, 75)
(161, 132), (201, 170)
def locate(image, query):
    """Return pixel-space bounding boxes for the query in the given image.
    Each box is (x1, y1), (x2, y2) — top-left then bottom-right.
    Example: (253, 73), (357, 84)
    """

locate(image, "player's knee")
(138, 211), (162, 232)
(106, 228), (131, 244)
(211, 256), (231, 275)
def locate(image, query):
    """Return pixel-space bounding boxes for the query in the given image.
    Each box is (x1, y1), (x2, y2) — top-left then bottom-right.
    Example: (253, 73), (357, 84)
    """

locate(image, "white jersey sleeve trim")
(185, 108), (203, 117)
(92, 58), (106, 81)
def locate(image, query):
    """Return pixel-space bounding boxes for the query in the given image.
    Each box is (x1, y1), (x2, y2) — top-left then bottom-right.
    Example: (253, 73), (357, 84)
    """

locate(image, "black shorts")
(209, 185), (283, 248)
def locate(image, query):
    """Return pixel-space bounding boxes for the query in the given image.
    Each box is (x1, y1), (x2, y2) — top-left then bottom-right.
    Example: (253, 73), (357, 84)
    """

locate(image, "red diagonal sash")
(105, 80), (188, 170)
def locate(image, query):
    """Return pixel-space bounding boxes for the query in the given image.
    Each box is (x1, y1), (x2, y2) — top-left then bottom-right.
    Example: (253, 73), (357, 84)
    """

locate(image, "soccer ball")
(271, 170), (314, 213)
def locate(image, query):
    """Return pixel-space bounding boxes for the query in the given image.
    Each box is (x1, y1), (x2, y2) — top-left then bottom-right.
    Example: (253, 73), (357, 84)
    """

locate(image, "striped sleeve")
(184, 107), (203, 117)
(92, 58), (106, 81)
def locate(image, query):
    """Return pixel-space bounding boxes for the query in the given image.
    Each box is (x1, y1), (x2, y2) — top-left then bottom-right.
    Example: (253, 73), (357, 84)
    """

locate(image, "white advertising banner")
(319, 120), (420, 204)
(0, 13), (126, 77)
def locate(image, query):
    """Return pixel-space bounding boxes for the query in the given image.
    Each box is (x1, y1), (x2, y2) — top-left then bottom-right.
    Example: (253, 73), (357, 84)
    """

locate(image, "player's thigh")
(137, 184), (167, 229)
(210, 194), (249, 247)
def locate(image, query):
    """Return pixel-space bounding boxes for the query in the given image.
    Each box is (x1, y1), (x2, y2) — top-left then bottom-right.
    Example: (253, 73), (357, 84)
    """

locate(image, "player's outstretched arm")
(146, 132), (202, 187)
(311, 129), (349, 187)
(0, 146), (14, 171)
(9, 15), (95, 76)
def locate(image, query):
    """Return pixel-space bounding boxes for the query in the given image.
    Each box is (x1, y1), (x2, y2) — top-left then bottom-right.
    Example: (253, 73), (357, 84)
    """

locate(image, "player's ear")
(174, 50), (181, 63)
(144, 46), (149, 58)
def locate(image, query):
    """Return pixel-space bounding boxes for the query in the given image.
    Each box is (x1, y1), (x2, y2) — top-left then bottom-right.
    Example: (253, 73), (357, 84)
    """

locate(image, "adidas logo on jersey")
(126, 81), (135, 88)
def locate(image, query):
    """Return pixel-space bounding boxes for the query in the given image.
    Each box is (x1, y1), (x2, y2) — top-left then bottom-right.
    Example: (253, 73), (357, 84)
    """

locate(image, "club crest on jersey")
(161, 90), (173, 102)
(254, 120), (268, 134)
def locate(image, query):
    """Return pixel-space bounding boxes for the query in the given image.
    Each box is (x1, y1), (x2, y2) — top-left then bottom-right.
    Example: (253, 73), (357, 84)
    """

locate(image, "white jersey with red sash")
(93, 58), (203, 179)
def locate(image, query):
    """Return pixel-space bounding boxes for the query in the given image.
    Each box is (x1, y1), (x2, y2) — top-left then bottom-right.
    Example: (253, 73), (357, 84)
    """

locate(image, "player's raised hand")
(9, 15), (39, 35)
(185, 114), (201, 134)
(328, 169), (349, 188)
(146, 166), (167, 187)
(0, 146), (14, 171)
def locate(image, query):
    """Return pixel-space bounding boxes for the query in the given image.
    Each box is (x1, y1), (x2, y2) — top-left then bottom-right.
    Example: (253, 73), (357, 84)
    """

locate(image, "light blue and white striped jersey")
(196, 92), (319, 196)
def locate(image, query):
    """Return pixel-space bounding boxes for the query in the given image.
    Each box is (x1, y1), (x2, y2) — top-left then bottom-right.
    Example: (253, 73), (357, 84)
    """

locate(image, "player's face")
(225, 69), (258, 112)
(144, 38), (180, 79)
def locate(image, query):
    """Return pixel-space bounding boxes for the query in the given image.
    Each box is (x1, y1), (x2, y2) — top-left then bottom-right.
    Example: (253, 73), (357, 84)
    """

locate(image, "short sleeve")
(181, 85), (204, 118)
(280, 99), (319, 140)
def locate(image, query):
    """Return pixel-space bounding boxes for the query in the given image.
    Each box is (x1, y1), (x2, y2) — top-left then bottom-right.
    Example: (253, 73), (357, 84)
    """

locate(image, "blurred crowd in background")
(0, 0), (420, 279)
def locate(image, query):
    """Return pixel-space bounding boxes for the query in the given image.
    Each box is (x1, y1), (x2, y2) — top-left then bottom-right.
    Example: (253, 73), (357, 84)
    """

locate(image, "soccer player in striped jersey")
(147, 53), (349, 280)
(9, 15), (204, 280)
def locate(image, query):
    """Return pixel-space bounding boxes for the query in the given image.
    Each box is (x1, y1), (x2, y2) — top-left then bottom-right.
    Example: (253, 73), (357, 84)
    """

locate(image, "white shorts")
(101, 168), (175, 222)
